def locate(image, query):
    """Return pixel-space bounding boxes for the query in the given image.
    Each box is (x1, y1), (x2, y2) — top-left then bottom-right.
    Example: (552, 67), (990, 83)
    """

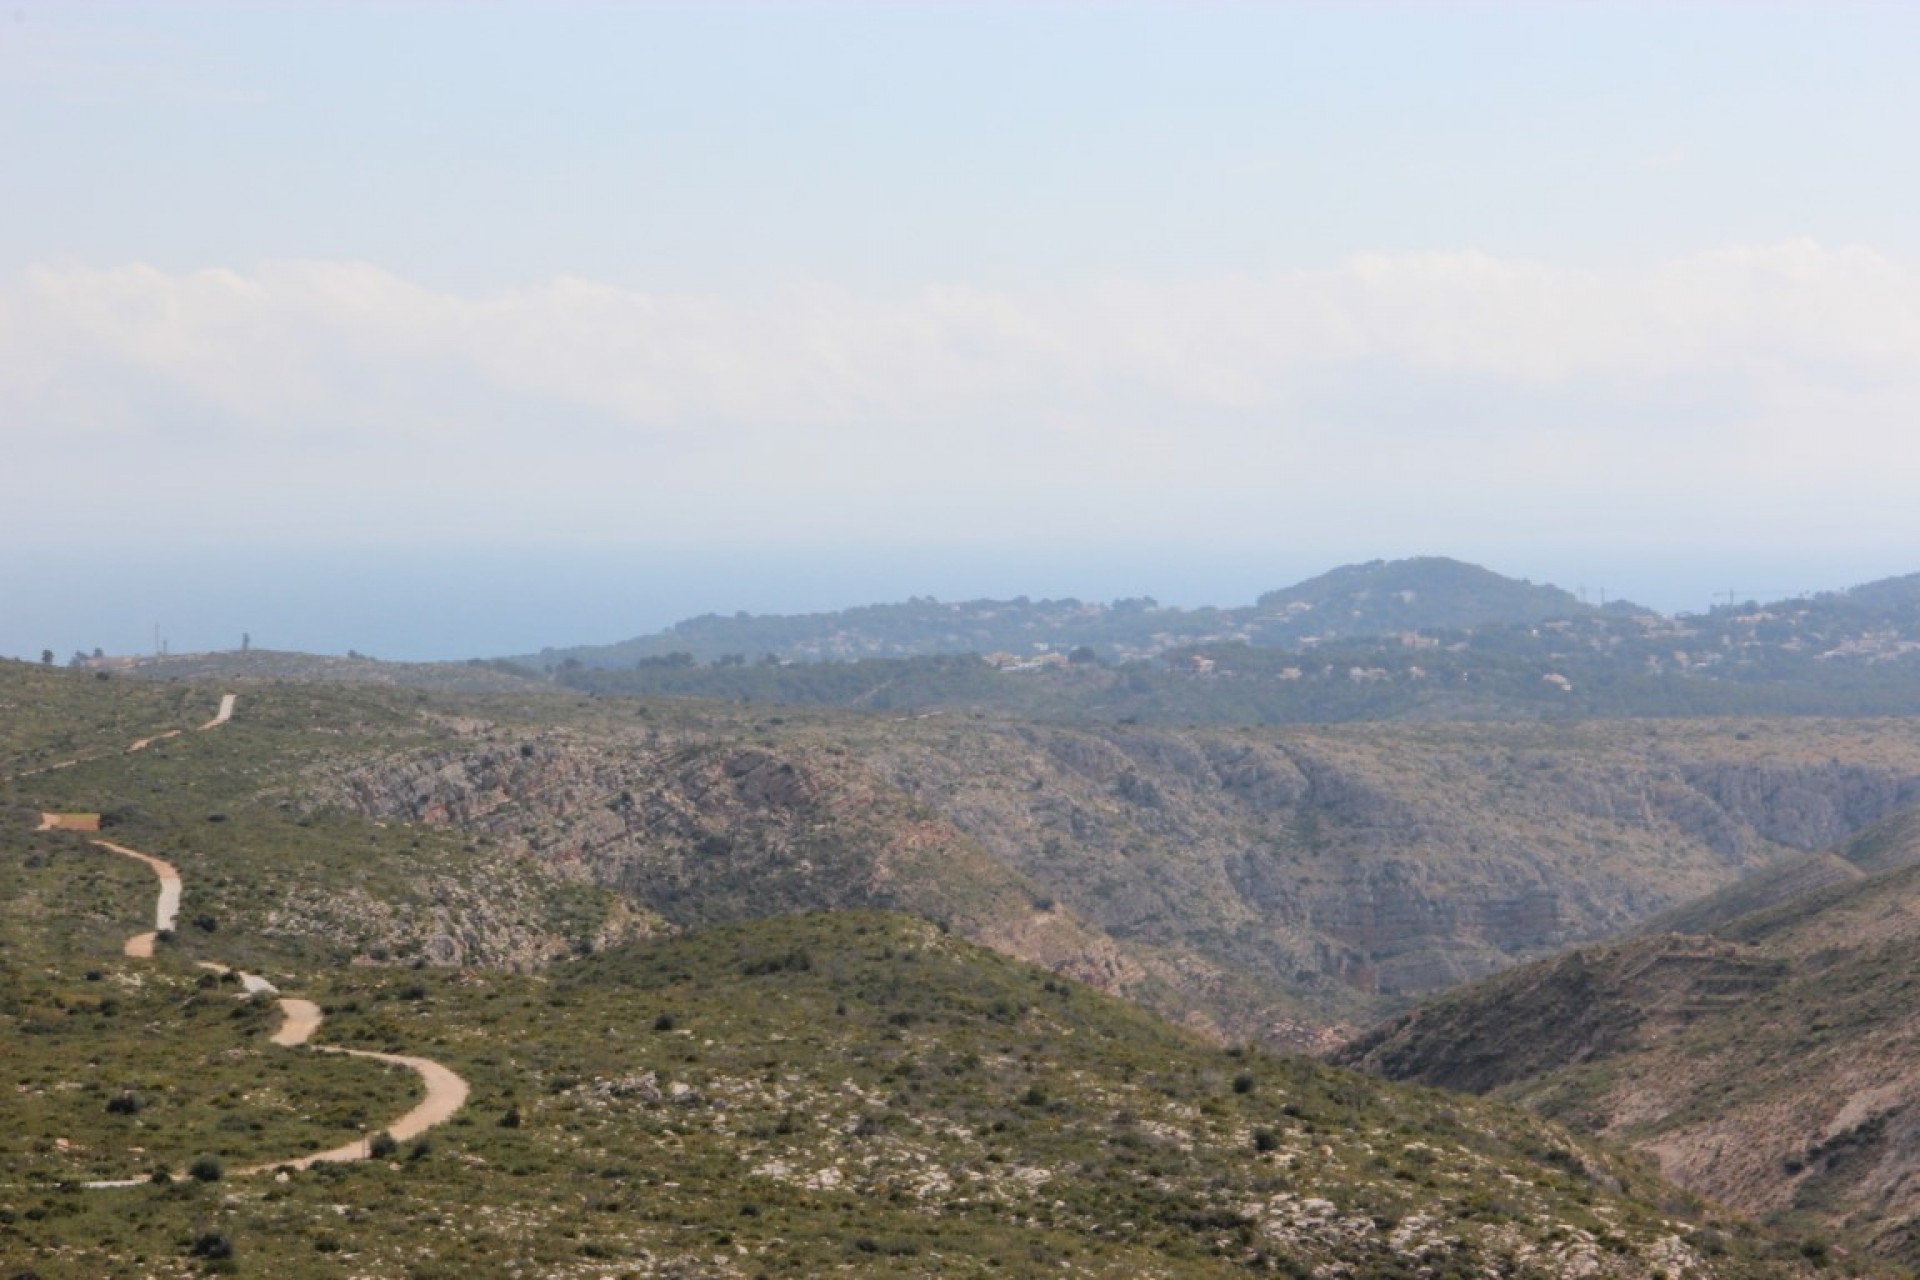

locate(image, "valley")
(14, 0), (1916, 1271)
(305, 700), (1920, 1044)
(0, 657), (1877, 1277)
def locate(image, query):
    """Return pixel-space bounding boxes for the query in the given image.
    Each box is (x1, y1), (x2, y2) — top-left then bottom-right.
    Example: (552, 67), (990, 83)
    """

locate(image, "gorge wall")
(311, 712), (1920, 1046)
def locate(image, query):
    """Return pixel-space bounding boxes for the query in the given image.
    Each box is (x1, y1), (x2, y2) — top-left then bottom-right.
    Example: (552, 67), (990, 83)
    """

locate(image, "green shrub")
(189, 1230), (233, 1259)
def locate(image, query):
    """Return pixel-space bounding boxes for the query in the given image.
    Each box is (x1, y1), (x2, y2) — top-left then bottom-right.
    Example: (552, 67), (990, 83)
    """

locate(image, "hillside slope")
(306, 678), (1920, 1043)
(21, 659), (1920, 1049)
(0, 659), (1902, 1274)
(1336, 803), (1920, 1264)
(0, 859), (1865, 1278)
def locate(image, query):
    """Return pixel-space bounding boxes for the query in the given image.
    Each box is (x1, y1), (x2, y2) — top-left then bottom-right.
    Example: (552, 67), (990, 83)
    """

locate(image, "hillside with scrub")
(39, 655), (1920, 1043)
(0, 659), (1882, 1277)
(1336, 800), (1920, 1266)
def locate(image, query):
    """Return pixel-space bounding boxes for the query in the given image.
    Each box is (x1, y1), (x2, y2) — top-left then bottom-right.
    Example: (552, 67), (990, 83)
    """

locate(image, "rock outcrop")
(315, 728), (1145, 1010)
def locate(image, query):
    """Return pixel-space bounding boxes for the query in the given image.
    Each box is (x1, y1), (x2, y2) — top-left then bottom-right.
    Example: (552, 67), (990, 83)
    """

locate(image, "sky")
(5, 1), (1920, 660)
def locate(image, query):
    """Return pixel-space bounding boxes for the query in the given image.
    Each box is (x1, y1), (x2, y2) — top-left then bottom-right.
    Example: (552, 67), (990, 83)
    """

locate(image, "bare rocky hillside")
(1336, 803), (1920, 1264)
(309, 707), (1920, 1045)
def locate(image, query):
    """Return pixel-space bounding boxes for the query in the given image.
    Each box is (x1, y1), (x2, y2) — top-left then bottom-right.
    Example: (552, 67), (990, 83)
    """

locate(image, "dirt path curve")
(195, 960), (279, 997)
(235, 1047), (471, 1173)
(45, 694), (473, 1186)
(35, 813), (99, 833)
(271, 997), (323, 1047)
(92, 840), (181, 958)
(13, 692), (236, 775)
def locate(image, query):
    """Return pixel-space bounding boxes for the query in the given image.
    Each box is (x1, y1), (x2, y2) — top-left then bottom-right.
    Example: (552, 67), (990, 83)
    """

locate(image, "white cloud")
(4, 242), (1919, 549)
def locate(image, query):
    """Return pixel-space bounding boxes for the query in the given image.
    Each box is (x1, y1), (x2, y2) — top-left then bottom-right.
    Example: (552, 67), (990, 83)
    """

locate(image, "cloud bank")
(6, 242), (1918, 550)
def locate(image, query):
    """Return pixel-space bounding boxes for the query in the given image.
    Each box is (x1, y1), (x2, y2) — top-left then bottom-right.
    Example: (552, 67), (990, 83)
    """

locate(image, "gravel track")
(42, 695), (474, 1187)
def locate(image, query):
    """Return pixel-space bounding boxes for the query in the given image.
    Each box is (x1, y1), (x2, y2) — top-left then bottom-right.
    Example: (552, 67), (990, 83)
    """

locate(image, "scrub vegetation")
(0, 658), (1893, 1276)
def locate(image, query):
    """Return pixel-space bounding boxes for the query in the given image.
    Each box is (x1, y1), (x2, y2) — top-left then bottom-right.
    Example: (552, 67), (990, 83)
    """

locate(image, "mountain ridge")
(523, 555), (1614, 669)
(519, 556), (1920, 672)
(485, 557), (1920, 724)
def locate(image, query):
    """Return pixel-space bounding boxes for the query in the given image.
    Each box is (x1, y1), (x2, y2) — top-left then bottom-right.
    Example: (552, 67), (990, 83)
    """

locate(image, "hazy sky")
(5, 2), (1920, 658)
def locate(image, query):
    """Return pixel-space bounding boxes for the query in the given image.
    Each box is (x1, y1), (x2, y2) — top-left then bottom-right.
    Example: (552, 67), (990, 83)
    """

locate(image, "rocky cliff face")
(314, 726), (1147, 1009)
(1680, 761), (1920, 852)
(311, 712), (1920, 1046)
(860, 720), (1920, 1018)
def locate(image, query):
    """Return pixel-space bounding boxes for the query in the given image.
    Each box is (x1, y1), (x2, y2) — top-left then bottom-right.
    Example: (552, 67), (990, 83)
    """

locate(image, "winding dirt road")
(36, 694), (473, 1186)
(24, 685), (234, 772)
(92, 840), (180, 958)
(235, 1046), (471, 1173)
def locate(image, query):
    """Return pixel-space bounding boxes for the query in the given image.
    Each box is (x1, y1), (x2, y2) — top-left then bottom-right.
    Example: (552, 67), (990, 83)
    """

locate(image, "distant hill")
(523, 556), (1613, 670)
(1831, 570), (1920, 615)
(1336, 800), (1920, 1266)
(1248, 556), (1604, 645)
(518, 557), (1920, 723)
(66, 560), (1920, 727)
